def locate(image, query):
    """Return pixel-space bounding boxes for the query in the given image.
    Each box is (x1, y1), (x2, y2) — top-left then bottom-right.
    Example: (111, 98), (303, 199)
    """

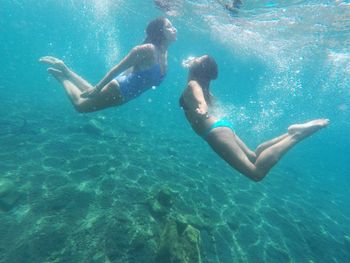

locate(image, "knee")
(251, 175), (264, 182)
(255, 145), (264, 156)
(245, 170), (265, 182)
(248, 151), (257, 163)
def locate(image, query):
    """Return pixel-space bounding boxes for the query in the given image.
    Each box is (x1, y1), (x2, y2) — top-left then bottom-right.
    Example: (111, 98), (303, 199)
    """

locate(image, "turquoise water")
(1, 0), (349, 262)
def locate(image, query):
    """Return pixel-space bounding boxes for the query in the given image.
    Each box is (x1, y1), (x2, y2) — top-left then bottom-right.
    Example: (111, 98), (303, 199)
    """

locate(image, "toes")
(47, 67), (62, 75)
(39, 57), (48, 63)
(39, 57), (53, 64)
(39, 56), (59, 64)
(47, 67), (59, 72)
(322, 119), (330, 127)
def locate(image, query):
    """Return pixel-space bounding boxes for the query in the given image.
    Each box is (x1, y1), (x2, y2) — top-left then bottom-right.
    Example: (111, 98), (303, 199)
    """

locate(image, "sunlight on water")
(90, 0), (122, 68)
(328, 51), (350, 75)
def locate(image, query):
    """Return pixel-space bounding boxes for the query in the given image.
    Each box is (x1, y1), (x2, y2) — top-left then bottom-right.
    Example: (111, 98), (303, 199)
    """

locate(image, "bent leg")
(206, 119), (329, 182)
(255, 133), (288, 157)
(206, 128), (261, 181)
(234, 134), (257, 163)
(64, 68), (94, 92)
(40, 56), (93, 92)
(48, 68), (87, 111)
(235, 133), (290, 161)
(234, 132), (294, 163)
(75, 80), (123, 112)
(48, 68), (122, 112)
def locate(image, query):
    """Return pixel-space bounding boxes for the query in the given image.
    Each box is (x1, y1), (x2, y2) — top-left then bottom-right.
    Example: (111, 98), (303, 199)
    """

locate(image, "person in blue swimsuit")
(39, 17), (177, 113)
(180, 55), (329, 182)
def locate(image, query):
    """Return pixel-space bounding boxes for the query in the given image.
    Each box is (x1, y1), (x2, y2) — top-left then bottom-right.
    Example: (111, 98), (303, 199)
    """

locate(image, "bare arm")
(95, 44), (154, 91)
(183, 81), (209, 118)
(80, 44), (154, 98)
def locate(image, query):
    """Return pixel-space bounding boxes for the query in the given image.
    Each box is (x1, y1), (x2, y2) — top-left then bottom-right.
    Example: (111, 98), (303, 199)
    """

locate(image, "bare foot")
(288, 119), (330, 140)
(47, 68), (65, 82)
(39, 56), (68, 73)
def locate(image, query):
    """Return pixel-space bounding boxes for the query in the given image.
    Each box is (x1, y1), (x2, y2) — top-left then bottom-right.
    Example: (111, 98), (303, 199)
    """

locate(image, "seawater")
(0, 0), (349, 262)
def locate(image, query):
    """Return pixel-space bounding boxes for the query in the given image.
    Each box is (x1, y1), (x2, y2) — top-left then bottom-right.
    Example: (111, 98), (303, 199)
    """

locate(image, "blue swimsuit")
(201, 119), (235, 140)
(115, 64), (165, 102)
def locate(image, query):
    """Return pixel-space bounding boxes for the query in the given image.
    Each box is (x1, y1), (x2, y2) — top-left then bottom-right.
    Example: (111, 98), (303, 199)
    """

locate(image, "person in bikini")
(39, 17), (177, 113)
(179, 55), (329, 182)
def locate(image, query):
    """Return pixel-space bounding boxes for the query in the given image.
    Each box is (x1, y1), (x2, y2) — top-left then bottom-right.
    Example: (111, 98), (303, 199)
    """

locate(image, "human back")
(179, 55), (219, 136)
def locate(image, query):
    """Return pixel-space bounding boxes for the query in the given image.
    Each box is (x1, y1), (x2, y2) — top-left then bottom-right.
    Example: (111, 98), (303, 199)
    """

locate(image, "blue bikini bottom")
(202, 119), (235, 139)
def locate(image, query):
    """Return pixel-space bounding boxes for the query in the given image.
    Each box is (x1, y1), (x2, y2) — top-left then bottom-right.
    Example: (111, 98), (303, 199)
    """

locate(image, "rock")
(156, 220), (202, 263)
(156, 188), (174, 208)
(0, 179), (20, 211)
(0, 179), (14, 198)
(148, 188), (175, 219)
(148, 198), (168, 219)
(174, 214), (212, 232)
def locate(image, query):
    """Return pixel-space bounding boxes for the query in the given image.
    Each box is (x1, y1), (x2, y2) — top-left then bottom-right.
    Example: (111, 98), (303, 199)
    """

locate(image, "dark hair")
(144, 17), (167, 47)
(191, 55), (218, 81)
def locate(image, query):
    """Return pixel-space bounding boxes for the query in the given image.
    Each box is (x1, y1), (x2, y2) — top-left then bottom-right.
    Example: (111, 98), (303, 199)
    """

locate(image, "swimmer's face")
(163, 19), (177, 42)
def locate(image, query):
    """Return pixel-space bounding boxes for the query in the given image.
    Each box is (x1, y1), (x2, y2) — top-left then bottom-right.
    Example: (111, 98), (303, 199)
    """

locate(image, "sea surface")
(0, 0), (349, 262)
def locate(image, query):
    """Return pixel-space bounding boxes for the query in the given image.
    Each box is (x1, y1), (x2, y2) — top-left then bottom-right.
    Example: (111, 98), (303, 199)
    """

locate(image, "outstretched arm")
(82, 44), (154, 98)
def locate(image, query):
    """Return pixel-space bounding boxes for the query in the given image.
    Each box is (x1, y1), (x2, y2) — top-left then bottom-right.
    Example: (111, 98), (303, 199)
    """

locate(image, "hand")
(80, 88), (100, 98)
(195, 108), (208, 118)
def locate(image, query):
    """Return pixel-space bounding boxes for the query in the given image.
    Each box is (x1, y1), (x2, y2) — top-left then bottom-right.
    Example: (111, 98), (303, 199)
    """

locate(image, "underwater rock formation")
(156, 219), (202, 263)
(0, 178), (14, 197)
(148, 187), (174, 219)
(0, 178), (20, 211)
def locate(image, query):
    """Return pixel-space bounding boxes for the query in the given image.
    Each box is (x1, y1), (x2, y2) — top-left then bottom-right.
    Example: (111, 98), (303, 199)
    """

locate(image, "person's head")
(144, 17), (177, 47)
(233, 0), (243, 8)
(189, 55), (218, 82)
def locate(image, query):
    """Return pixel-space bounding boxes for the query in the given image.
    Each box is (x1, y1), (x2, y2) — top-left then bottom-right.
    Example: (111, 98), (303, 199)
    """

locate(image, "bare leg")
(254, 119), (330, 178)
(206, 119), (329, 182)
(234, 135), (257, 163)
(40, 56), (93, 92)
(255, 133), (288, 157)
(64, 68), (94, 92)
(48, 68), (84, 110)
(234, 133), (288, 162)
(48, 68), (122, 113)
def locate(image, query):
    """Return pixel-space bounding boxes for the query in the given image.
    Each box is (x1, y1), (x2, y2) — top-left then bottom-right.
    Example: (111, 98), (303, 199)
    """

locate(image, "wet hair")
(191, 55), (218, 81)
(144, 17), (168, 47)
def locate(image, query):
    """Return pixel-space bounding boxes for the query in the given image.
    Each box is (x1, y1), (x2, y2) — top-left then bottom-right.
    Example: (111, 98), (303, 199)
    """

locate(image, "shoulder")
(131, 44), (156, 57)
(186, 80), (202, 93)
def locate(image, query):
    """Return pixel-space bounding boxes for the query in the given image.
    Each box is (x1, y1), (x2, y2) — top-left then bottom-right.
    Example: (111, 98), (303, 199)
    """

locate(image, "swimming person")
(179, 55), (329, 182)
(217, 0), (243, 14)
(39, 17), (177, 113)
(154, 0), (182, 16)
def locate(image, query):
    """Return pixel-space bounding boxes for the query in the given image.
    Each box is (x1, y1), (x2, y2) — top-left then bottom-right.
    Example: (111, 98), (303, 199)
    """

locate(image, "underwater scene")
(1, 0), (350, 262)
